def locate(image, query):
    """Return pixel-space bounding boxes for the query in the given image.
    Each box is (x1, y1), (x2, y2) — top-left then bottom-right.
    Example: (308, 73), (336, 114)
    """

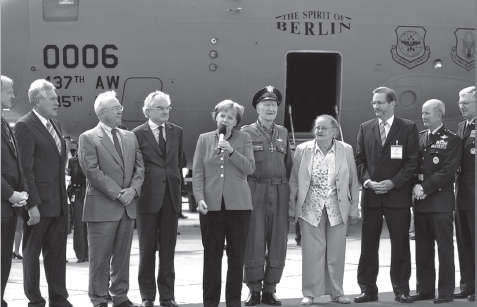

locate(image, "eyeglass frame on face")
(100, 105), (124, 112)
(457, 101), (475, 106)
(370, 100), (390, 106)
(315, 126), (336, 132)
(148, 106), (173, 112)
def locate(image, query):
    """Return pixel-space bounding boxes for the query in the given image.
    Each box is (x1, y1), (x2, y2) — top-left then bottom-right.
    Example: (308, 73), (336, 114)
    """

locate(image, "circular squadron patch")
(433, 157), (439, 164)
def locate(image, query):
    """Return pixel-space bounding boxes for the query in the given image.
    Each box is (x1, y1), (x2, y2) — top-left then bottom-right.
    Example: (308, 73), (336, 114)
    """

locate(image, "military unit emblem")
(451, 28), (475, 71)
(391, 26), (431, 69)
(266, 85), (274, 93)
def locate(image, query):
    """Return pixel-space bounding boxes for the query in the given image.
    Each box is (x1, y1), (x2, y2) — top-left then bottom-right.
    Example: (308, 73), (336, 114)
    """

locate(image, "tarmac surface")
(4, 201), (475, 307)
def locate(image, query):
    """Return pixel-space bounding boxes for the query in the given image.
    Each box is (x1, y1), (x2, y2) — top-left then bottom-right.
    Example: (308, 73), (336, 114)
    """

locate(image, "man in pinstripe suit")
(354, 87), (419, 304)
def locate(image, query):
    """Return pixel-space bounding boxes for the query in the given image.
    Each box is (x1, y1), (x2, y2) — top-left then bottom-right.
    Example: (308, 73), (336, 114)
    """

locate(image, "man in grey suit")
(78, 90), (144, 307)
(354, 87), (419, 304)
(15, 79), (72, 307)
(132, 91), (183, 307)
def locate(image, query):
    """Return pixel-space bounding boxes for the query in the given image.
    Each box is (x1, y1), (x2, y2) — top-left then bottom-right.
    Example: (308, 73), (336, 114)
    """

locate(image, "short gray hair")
(1, 75), (13, 89)
(211, 99), (245, 126)
(28, 79), (55, 107)
(459, 86), (475, 100)
(312, 114), (340, 137)
(94, 90), (117, 116)
(142, 91), (171, 118)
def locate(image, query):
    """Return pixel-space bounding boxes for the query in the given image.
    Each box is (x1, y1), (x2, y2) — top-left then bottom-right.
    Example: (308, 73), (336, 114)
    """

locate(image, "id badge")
(391, 145), (403, 159)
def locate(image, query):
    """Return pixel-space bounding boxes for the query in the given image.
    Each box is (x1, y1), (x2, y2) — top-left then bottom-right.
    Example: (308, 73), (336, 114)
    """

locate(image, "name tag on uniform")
(391, 144), (403, 159)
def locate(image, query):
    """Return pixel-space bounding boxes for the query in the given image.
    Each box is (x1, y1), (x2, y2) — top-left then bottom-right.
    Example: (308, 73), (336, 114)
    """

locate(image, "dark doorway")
(284, 52), (342, 136)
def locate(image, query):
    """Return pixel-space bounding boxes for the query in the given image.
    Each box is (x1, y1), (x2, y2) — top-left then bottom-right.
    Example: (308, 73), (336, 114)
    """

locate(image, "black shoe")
(354, 293), (378, 303)
(49, 300), (73, 307)
(141, 300), (154, 307)
(160, 300), (178, 307)
(179, 214), (188, 219)
(410, 292), (435, 301)
(395, 293), (413, 303)
(262, 292), (281, 306)
(12, 252), (23, 259)
(94, 304), (108, 307)
(454, 290), (473, 299)
(245, 291), (261, 306)
(434, 295), (453, 304)
(468, 294), (475, 302)
(115, 300), (135, 307)
(77, 258), (86, 263)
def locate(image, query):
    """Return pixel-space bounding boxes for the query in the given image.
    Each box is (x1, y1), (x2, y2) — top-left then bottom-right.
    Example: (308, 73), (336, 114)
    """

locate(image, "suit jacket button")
(221, 165), (223, 168)
(220, 157), (224, 161)
(220, 174), (224, 178)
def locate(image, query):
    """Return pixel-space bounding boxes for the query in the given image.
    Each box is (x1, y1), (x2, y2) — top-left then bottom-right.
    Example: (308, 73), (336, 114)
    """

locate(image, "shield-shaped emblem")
(451, 28), (475, 71)
(391, 26), (431, 69)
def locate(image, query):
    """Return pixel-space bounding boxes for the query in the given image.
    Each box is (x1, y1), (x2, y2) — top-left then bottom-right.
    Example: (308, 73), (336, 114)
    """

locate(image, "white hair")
(94, 90), (117, 116)
(28, 79), (55, 107)
(459, 86), (475, 100)
(142, 91), (171, 118)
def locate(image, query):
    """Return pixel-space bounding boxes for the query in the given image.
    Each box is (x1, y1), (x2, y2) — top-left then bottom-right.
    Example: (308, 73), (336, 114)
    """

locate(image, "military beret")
(252, 85), (282, 108)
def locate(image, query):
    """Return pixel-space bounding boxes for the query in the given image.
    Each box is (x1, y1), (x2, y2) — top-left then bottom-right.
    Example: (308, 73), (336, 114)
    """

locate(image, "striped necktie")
(46, 121), (62, 153)
(111, 128), (124, 163)
(1, 116), (16, 155)
(380, 121), (387, 146)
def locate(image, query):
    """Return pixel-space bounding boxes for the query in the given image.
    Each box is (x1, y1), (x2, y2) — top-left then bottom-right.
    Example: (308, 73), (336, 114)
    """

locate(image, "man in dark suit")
(78, 90), (144, 307)
(411, 99), (461, 304)
(1, 75), (28, 307)
(453, 86), (475, 302)
(14, 79), (72, 307)
(354, 87), (419, 304)
(132, 91), (183, 307)
(67, 149), (88, 263)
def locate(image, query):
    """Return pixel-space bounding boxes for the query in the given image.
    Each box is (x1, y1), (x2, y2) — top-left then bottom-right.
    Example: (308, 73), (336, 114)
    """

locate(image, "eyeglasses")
(457, 101), (475, 106)
(101, 105), (124, 112)
(370, 101), (389, 105)
(149, 106), (172, 112)
(316, 126), (335, 131)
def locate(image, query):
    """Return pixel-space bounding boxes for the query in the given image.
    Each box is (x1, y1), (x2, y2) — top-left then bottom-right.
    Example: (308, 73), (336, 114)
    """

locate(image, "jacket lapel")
(144, 122), (163, 157)
(334, 141), (344, 175)
(372, 119), (382, 146)
(385, 118), (400, 146)
(97, 124), (124, 170)
(30, 112), (61, 156)
(1, 126), (16, 156)
(165, 122), (172, 156)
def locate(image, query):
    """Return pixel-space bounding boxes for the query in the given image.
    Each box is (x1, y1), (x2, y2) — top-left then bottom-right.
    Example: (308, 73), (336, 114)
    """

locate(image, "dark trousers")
(455, 210), (475, 293)
(23, 215), (69, 307)
(414, 212), (454, 296)
(137, 186), (179, 302)
(357, 207), (411, 296)
(1, 215), (17, 307)
(199, 200), (251, 307)
(72, 198), (88, 260)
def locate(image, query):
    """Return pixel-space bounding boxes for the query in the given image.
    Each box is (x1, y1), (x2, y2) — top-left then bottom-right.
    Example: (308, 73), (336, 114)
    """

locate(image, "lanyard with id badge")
(391, 140), (403, 159)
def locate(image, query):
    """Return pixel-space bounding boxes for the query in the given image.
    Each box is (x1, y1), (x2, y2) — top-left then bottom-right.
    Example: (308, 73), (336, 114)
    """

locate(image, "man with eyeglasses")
(241, 86), (293, 306)
(354, 87), (419, 304)
(132, 91), (183, 307)
(453, 86), (475, 302)
(78, 90), (144, 307)
(15, 79), (72, 307)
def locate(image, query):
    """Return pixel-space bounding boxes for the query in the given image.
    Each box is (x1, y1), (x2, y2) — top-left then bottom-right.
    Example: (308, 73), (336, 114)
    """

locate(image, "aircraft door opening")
(284, 52), (342, 141)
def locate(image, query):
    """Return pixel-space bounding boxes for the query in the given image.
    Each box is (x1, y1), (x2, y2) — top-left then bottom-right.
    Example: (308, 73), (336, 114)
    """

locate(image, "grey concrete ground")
(4, 201), (474, 307)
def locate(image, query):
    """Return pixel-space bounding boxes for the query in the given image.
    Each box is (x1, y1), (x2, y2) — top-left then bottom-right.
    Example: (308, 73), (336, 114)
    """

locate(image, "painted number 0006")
(43, 44), (118, 69)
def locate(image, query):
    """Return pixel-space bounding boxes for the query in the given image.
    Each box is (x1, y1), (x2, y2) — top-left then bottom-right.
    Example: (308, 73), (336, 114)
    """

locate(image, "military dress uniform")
(455, 119), (475, 297)
(413, 126), (462, 298)
(241, 120), (293, 295)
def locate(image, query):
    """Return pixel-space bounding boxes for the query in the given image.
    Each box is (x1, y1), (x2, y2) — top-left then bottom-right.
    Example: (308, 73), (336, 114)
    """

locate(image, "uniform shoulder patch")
(419, 130), (427, 134)
(444, 128), (457, 135)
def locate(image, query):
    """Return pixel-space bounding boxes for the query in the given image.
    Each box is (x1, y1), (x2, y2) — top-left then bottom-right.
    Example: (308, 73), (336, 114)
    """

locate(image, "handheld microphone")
(218, 124), (227, 154)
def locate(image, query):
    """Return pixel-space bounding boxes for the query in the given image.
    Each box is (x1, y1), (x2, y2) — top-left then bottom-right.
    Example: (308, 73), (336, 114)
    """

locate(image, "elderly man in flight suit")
(411, 99), (462, 304)
(241, 86), (293, 306)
